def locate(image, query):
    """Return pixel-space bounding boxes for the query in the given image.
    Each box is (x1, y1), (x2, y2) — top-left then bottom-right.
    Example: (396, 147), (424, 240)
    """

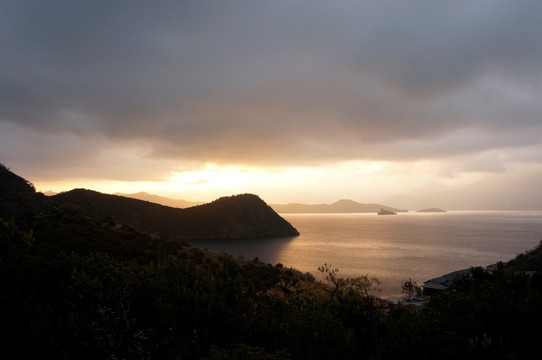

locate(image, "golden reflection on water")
(196, 212), (542, 298)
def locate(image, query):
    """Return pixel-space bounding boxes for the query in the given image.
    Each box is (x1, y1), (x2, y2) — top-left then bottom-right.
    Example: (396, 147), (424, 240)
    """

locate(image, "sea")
(192, 211), (542, 298)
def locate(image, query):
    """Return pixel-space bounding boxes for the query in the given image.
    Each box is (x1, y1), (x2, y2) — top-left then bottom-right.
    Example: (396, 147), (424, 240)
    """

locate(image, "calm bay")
(193, 211), (542, 298)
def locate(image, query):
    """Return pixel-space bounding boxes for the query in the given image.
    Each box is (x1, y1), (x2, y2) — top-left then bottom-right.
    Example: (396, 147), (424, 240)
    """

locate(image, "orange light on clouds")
(169, 163), (243, 191)
(33, 158), (489, 206)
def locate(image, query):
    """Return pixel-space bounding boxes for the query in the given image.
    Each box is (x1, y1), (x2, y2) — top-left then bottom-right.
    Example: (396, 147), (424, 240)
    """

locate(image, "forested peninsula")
(1, 163), (542, 359)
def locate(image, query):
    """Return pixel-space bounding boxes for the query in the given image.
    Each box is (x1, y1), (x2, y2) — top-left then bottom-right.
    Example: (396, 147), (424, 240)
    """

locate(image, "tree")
(318, 263), (380, 299)
(401, 278), (421, 301)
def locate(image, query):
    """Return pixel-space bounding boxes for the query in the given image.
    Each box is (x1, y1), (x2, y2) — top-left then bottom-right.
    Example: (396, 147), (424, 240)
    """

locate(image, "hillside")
(0, 164), (298, 240)
(506, 240), (542, 272)
(0, 188), (311, 359)
(0, 164), (51, 217)
(52, 190), (298, 240)
(270, 199), (407, 213)
(3, 164), (542, 359)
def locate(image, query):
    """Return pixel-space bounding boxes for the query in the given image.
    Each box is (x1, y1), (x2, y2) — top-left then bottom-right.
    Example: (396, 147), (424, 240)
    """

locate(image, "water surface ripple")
(194, 211), (542, 297)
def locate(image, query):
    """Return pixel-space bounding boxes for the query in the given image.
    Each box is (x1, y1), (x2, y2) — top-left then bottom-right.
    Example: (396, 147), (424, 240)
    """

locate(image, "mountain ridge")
(52, 189), (299, 240)
(270, 199), (407, 213)
(0, 164), (299, 240)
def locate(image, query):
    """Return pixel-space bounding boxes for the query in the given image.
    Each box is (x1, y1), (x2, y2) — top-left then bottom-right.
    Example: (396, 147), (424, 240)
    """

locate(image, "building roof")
(422, 268), (472, 291)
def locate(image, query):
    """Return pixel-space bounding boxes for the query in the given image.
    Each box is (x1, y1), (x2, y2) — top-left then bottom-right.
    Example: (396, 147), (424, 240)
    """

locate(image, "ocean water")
(192, 211), (542, 298)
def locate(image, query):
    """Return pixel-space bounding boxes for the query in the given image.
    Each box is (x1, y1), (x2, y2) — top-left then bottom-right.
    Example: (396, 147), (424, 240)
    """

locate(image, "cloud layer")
(2, 1), (542, 186)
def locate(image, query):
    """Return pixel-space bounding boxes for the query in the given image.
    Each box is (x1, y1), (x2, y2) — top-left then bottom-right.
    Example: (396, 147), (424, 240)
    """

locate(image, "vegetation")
(51, 189), (299, 240)
(507, 240), (542, 272)
(1, 163), (298, 241)
(3, 213), (542, 359)
(401, 278), (421, 301)
(2, 164), (542, 358)
(0, 164), (49, 218)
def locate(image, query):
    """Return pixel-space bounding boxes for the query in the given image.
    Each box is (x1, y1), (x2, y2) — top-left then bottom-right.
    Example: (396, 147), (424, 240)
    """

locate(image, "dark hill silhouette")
(270, 199), (407, 213)
(0, 165), (298, 240)
(0, 163), (51, 217)
(507, 240), (542, 272)
(52, 189), (299, 240)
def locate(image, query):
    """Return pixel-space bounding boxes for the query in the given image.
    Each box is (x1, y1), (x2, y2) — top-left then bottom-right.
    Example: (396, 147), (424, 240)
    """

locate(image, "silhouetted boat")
(377, 208), (396, 215)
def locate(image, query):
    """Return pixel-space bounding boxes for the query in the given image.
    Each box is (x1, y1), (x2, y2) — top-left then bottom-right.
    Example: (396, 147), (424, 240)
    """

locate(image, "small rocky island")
(416, 208), (446, 213)
(377, 208), (397, 215)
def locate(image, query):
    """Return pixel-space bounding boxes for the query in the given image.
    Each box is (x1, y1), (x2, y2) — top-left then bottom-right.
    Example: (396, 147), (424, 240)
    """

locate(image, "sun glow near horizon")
(3, 1), (542, 212)
(31, 159), (486, 206)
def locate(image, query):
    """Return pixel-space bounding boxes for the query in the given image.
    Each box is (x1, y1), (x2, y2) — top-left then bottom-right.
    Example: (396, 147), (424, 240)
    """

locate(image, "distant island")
(377, 208), (397, 215)
(270, 199), (407, 214)
(417, 208), (446, 213)
(108, 194), (409, 215)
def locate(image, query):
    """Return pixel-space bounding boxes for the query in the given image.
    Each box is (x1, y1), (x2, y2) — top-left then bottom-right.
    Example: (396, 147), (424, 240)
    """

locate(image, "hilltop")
(270, 199), (407, 213)
(53, 190), (298, 240)
(115, 193), (409, 214)
(0, 165), (50, 217)
(0, 164), (298, 240)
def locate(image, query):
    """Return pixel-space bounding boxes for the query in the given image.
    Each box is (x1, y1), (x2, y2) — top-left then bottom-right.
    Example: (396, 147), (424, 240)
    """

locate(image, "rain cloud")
(2, 0), (542, 180)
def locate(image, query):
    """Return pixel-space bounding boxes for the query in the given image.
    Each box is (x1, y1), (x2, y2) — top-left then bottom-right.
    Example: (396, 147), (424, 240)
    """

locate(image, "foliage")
(203, 343), (290, 360)
(401, 278), (421, 301)
(2, 165), (542, 359)
(2, 216), (542, 359)
(50, 189), (299, 240)
(0, 164), (48, 218)
(318, 263), (381, 299)
(507, 239), (542, 272)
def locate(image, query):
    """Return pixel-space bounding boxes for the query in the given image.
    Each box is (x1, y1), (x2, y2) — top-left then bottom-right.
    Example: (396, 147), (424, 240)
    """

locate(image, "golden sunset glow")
(2, 1), (542, 210)
(4, 4), (542, 359)
(30, 158), (494, 208)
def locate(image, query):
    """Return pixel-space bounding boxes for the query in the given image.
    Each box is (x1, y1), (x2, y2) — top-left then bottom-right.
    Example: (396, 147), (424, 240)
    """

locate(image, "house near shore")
(421, 268), (472, 295)
(422, 264), (506, 295)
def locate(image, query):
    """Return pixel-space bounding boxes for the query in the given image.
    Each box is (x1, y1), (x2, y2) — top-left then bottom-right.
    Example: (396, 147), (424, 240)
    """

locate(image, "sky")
(2, 1), (542, 209)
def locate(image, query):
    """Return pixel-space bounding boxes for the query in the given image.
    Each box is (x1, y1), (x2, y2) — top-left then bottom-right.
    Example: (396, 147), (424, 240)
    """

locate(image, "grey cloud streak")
(2, 0), (542, 174)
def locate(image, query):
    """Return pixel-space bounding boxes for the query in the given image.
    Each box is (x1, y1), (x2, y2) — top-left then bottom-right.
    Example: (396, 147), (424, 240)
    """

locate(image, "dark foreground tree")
(401, 278), (421, 301)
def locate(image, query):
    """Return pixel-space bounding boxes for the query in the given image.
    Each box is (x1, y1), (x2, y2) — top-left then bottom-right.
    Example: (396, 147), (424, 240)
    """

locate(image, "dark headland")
(52, 190), (299, 240)
(0, 164), (298, 241)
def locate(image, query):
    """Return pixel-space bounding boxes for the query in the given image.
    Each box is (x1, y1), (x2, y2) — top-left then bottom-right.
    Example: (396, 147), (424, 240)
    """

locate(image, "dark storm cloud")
(2, 0), (542, 167)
